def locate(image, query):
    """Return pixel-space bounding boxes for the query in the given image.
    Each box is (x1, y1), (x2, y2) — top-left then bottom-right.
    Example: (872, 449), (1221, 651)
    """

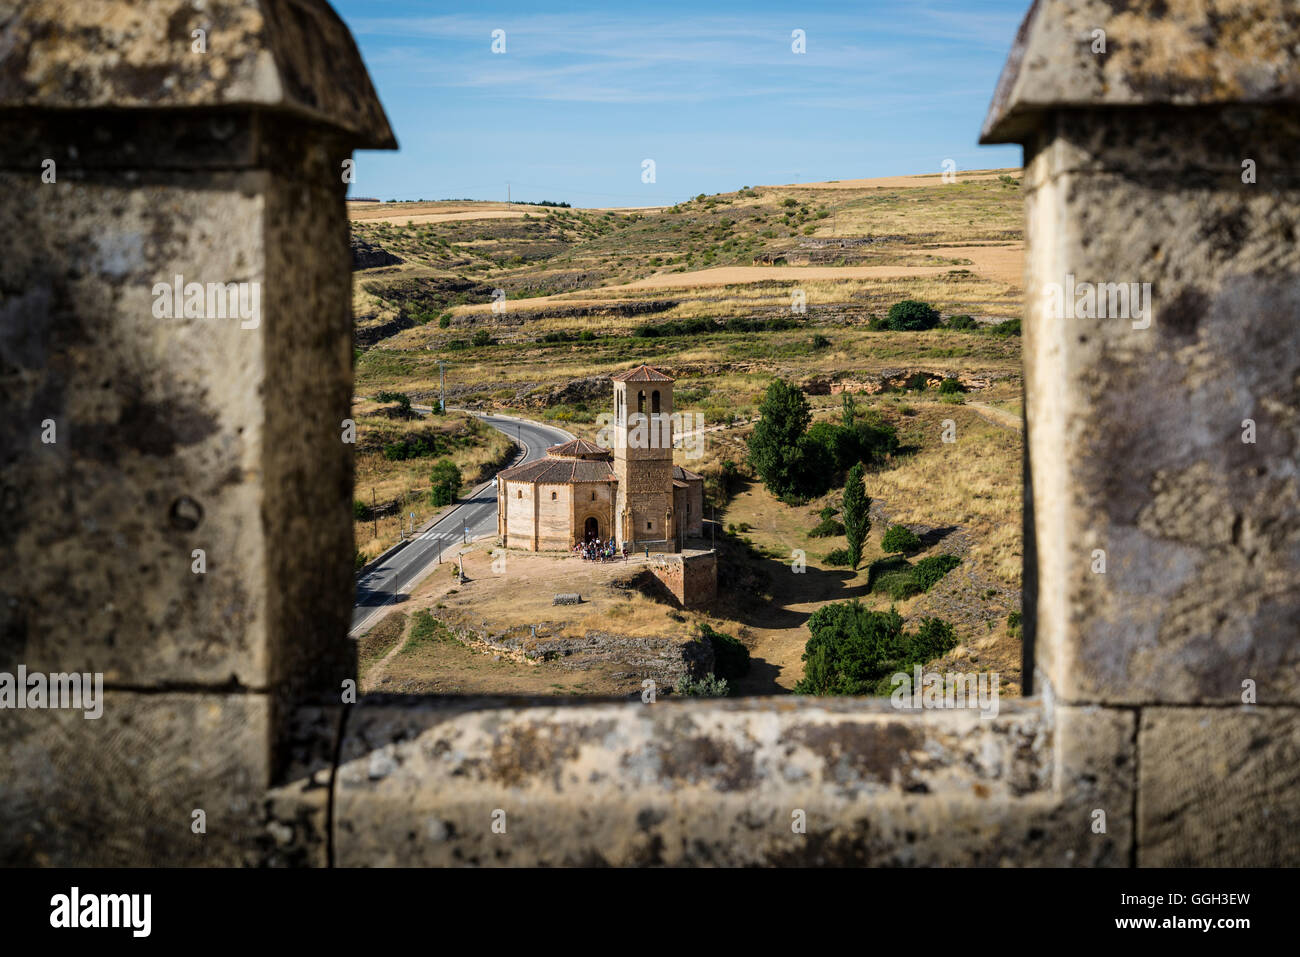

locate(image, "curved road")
(350, 411), (575, 636)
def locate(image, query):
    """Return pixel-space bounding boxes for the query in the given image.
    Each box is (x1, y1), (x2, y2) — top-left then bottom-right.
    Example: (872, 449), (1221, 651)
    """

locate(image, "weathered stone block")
(1018, 111), (1300, 705)
(0, 693), (271, 866)
(333, 697), (1131, 867)
(1139, 707), (1300, 866)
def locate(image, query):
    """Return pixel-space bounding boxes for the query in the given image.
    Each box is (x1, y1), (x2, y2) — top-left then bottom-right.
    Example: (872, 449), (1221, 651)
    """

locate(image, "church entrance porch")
(583, 516), (600, 542)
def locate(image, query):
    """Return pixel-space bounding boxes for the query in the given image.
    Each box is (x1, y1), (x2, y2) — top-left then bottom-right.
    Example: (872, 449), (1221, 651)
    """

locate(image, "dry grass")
(352, 402), (514, 562)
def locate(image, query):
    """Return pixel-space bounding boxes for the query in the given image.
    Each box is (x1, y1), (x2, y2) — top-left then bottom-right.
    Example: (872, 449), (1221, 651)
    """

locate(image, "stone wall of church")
(502, 480), (536, 550)
(572, 481), (616, 542)
(678, 480), (705, 538)
(535, 484), (572, 550)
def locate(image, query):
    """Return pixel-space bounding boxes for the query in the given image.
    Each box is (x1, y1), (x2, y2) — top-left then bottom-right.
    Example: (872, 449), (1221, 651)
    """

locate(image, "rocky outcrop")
(521, 375), (612, 409)
(446, 622), (714, 691)
(350, 236), (403, 270)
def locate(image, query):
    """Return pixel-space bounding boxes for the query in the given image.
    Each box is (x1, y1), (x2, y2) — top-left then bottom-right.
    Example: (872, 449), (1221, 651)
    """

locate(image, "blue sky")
(333, 0), (1030, 205)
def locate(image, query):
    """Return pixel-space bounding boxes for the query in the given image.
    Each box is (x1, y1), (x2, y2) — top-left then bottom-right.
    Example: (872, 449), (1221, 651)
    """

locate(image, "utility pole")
(437, 361), (447, 414)
(507, 182), (510, 204)
(372, 488), (377, 540)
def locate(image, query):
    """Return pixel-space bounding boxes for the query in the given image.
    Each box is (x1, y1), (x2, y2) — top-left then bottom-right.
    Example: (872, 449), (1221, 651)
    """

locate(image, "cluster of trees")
(382, 433), (445, 460)
(868, 300), (1021, 337)
(794, 602), (957, 696)
(747, 381), (899, 500)
(634, 315), (798, 338)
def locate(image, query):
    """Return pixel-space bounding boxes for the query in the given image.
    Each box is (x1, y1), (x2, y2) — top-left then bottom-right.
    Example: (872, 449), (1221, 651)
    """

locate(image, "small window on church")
(551, 491), (557, 500)
(591, 491), (596, 501)
(638, 390), (645, 413)
(647, 521), (652, 530)
(652, 390), (660, 413)
(517, 490), (522, 498)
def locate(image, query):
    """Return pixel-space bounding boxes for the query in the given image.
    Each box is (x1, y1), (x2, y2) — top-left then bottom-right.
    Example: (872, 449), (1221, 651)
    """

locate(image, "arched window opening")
(652, 390), (660, 413)
(551, 491), (557, 500)
(638, 390), (646, 413)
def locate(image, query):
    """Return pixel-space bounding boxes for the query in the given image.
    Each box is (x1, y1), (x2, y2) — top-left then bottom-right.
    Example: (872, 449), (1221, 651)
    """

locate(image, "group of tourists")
(574, 537), (626, 562)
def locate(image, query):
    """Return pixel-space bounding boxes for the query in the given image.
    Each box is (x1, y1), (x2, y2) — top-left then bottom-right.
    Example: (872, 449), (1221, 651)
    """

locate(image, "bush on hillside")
(881, 525), (922, 554)
(883, 299), (941, 331)
(794, 602), (958, 696)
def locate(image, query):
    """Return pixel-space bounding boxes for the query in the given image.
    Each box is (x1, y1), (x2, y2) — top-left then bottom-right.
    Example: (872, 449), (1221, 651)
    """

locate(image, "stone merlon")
(981, 0), (1300, 143)
(0, 0), (397, 148)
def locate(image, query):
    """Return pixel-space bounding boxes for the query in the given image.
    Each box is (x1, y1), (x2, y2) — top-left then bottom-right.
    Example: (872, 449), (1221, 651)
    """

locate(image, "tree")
(747, 379), (811, 497)
(429, 460), (461, 506)
(884, 299), (941, 331)
(841, 392), (856, 428)
(842, 463), (871, 570)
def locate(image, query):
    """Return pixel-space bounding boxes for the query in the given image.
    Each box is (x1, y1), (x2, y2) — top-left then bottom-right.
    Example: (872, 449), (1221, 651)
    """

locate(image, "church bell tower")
(609, 364), (675, 547)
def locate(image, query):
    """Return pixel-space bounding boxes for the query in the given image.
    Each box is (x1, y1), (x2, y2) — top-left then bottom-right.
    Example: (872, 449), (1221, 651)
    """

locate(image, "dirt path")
(966, 401), (1022, 431)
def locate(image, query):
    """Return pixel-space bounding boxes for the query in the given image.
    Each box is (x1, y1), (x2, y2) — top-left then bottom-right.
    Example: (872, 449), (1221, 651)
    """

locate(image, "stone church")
(497, 364), (705, 551)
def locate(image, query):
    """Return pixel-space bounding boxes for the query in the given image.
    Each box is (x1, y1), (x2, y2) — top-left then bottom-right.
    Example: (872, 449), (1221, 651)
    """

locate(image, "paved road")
(350, 411), (575, 636)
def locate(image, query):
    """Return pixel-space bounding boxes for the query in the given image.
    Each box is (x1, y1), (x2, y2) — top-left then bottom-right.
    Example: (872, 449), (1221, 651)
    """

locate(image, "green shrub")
(374, 390), (412, 413)
(472, 329), (492, 347)
(819, 505), (838, 521)
(875, 568), (922, 600)
(811, 334), (831, 349)
(912, 554), (961, 590)
(699, 624), (750, 680)
(676, 673), (730, 697)
(883, 299), (941, 331)
(938, 377), (963, 394)
(352, 499), (368, 520)
(946, 314), (977, 330)
(809, 516), (845, 538)
(881, 525), (922, 554)
(988, 318), (1021, 337)
(824, 547), (854, 567)
(866, 553), (959, 599)
(794, 602), (958, 695)
(438, 312), (452, 328)
(383, 433), (443, 460)
(1007, 610), (1022, 640)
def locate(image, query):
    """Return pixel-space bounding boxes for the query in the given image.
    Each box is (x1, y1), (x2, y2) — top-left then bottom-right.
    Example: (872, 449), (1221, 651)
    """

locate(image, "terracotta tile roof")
(610, 363), (674, 382)
(673, 464), (704, 482)
(498, 457), (616, 484)
(546, 438), (611, 459)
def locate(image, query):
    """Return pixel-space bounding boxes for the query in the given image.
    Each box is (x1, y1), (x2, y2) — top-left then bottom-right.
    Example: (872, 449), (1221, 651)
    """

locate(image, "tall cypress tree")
(843, 462), (871, 570)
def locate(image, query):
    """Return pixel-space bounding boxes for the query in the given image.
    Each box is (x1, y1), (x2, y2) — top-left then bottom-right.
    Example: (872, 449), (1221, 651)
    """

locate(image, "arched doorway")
(584, 516), (599, 541)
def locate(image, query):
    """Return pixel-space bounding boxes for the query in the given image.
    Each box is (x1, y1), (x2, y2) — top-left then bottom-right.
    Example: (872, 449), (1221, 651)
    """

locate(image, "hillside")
(348, 169), (1026, 694)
